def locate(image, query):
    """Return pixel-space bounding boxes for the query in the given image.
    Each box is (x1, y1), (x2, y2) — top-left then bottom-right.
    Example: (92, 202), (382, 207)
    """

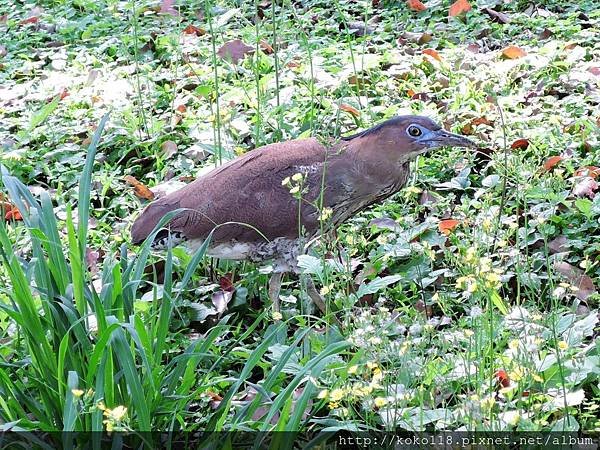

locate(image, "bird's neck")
(340, 134), (409, 184)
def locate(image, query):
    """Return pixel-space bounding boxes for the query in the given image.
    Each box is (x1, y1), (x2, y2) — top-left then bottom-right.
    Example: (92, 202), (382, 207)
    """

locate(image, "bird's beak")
(419, 129), (478, 149)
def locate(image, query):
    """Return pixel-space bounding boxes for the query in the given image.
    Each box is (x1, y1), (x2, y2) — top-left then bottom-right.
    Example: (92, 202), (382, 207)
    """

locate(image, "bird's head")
(342, 115), (477, 160)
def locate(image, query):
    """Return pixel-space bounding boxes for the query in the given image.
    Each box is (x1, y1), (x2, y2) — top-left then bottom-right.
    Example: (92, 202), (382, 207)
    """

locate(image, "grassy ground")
(0, 0), (599, 441)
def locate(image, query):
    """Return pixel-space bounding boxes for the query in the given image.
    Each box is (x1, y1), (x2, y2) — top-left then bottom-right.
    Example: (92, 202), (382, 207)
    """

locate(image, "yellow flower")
(372, 367), (384, 383)
(532, 373), (543, 382)
(374, 397), (387, 408)
(281, 176), (290, 186)
(405, 186), (422, 195)
(71, 389), (84, 397)
(557, 340), (568, 350)
(346, 234), (355, 245)
(328, 401), (339, 409)
(319, 207), (333, 221)
(109, 406), (127, 421)
(456, 275), (473, 290)
(479, 257), (492, 273)
(104, 420), (114, 432)
(348, 365), (358, 375)
(317, 389), (329, 399)
(509, 366), (524, 382)
(482, 219), (492, 231)
(399, 341), (409, 355)
(508, 339), (519, 351)
(480, 396), (495, 409)
(465, 247), (477, 263)
(291, 172), (303, 182)
(96, 401), (106, 411)
(467, 280), (478, 293)
(330, 389), (345, 402)
(289, 186), (300, 195)
(464, 329), (474, 337)
(320, 284), (333, 296)
(366, 361), (378, 370)
(507, 412), (521, 426)
(272, 311), (282, 321)
(486, 272), (501, 284)
(376, 234), (388, 245)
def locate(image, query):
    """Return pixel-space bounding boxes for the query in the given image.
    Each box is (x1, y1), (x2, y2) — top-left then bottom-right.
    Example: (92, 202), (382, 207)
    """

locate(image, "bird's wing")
(131, 138), (334, 246)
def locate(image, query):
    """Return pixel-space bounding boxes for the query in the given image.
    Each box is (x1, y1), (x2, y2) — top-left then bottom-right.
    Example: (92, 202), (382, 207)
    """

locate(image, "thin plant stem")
(205, 0), (223, 166)
(130, 0), (150, 140)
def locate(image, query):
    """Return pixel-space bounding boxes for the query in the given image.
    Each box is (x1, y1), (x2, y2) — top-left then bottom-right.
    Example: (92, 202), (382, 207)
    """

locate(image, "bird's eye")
(407, 125), (423, 138)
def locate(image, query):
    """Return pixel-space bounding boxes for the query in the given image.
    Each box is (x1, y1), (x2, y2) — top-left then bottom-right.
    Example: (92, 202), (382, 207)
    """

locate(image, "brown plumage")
(131, 115), (476, 313)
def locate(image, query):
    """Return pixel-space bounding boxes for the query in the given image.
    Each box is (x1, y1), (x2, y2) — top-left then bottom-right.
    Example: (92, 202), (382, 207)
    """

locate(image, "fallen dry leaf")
(510, 138), (529, 150)
(572, 177), (598, 198)
(538, 28), (553, 40)
(438, 219), (460, 235)
(161, 140), (178, 158)
(574, 166), (600, 179)
(502, 45), (527, 59)
(19, 16), (39, 25)
(369, 217), (401, 231)
(212, 290), (233, 315)
(339, 103), (360, 118)
(160, 0), (178, 15)
(482, 7), (510, 24)
(124, 175), (155, 200)
(467, 43), (480, 53)
(423, 48), (442, 62)
(219, 273), (236, 292)
(471, 116), (493, 127)
(217, 39), (254, 64)
(259, 40), (274, 54)
(85, 247), (101, 275)
(553, 261), (597, 301)
(449, 0), (471, 17)
(182, 24), (205, 36)
(548, 235), (569, 254)
(543, 156), (563, 171)
(407, 0), (427, 12)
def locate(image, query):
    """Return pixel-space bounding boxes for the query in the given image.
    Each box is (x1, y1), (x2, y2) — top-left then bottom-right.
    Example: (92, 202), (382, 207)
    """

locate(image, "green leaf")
(357, 275), (402, 297)
(574, 198), (593, 217)
(27, 95), (61, 131)
(297, 255), (323, 277)
(490, 290), (509, 315)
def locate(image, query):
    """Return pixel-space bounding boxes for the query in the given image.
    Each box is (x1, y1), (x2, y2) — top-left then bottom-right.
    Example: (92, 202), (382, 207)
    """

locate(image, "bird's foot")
(304, 276), (327, 315)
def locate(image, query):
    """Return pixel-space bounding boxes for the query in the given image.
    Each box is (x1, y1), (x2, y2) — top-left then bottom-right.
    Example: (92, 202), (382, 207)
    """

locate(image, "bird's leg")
(268, 272), (283, 314)
(304, 275), (327, 315)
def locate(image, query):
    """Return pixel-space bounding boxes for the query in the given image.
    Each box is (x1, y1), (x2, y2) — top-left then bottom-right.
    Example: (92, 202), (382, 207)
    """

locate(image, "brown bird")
(131, 116), (476, 314)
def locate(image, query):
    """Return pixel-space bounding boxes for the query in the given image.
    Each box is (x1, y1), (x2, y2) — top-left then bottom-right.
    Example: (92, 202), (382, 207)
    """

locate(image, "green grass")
(0, 0), (598, 443)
